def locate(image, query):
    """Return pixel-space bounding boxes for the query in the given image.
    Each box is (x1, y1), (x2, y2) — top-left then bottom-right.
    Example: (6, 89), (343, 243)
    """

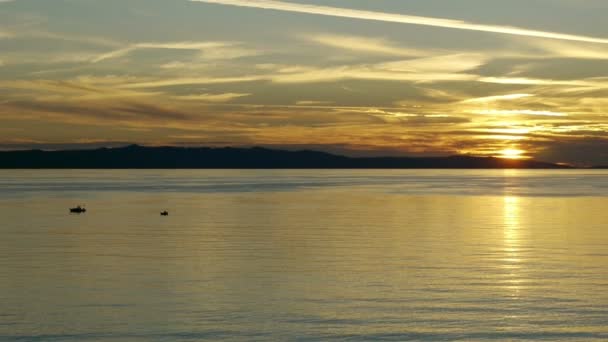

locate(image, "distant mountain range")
(0, 145), (574, 169)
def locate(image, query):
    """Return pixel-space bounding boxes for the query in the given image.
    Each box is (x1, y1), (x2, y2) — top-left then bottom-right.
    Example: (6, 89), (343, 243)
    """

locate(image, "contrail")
(192, 0), (608, 45)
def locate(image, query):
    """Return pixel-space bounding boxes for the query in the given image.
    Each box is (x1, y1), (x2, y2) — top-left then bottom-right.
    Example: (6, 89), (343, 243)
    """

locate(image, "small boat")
(70, 205), (86, 214)
(161, 211), (169, 216)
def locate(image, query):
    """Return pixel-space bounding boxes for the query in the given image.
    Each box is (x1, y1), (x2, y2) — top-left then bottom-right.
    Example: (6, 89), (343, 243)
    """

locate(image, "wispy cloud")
(92, 41), (227, 63)
(479, 77), (608, 89)
(121, 76), (264, 89)
(379, 54), (487, 73)
(92, 41), (258, 63)
(0, 30), (13, 39)
(463, 94), (534, 103)
(174, 93), (251, 102)
(194, 0), (608, 44)
(264, 54), (484, 84)
(471, 109), (568, 117)
(295, 100), (333, 106)
(305, 34), (432, 57)
(118, 54), (484, 88)
(529, 40), (608, 60)
(268, 66), (477, 84)
(28, 31), (120, 48)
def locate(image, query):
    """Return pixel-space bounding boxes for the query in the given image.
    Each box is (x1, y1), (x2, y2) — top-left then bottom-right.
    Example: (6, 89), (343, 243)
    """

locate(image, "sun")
(497, 148), (528, 160)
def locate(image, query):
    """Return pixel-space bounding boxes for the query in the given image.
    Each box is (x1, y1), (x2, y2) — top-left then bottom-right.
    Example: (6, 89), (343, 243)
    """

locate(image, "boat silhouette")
(70, 205), (86, 213)
(161, 211), (169, 216)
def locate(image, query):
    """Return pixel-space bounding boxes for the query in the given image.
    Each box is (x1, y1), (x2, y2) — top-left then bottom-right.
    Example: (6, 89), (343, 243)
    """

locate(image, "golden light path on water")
(503, 195), (523, 299)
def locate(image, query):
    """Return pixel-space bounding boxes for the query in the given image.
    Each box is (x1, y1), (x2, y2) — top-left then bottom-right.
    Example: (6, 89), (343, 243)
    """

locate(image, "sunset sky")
(1, 0), (607, 164)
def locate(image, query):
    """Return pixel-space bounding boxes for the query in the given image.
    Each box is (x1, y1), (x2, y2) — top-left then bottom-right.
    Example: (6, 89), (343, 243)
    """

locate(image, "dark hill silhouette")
(0, 145), (571, 169)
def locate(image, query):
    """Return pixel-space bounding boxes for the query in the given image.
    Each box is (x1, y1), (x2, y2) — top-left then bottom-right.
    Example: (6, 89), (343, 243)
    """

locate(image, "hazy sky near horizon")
(1, 0), (607, 164)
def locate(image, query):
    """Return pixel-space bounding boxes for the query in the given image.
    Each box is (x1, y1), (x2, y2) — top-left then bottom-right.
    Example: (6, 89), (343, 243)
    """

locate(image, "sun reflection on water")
(503, 196), (520, 241)
(503, 195), (523, 297)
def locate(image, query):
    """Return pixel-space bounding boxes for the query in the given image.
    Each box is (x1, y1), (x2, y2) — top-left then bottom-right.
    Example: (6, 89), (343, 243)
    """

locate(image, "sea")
(1, 170), (608, 341)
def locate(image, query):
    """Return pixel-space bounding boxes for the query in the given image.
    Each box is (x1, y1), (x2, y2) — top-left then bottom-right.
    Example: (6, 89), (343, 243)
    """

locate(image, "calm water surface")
(1, 170), (608, 341)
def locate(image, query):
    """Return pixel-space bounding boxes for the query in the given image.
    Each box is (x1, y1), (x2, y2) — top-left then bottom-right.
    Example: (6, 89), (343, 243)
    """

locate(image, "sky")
(1, 0), (607, 165)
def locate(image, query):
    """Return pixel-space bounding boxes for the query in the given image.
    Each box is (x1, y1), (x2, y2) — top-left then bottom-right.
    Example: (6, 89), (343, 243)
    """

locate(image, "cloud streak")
(0, 30), (13, 39)
(193, 0), (608, 45)
(463, 94), (534, 103)
(174, 93), (251, 102)
(91, 41), (260, 63)
(471, 109), (568, 117)
(305, 34), (432, 57)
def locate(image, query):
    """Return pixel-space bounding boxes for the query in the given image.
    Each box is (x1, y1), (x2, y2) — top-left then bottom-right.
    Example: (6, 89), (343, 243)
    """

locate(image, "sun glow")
(497, 149), (528, 159)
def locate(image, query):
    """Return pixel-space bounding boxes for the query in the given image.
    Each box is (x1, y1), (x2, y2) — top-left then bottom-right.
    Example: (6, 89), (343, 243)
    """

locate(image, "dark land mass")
(0, 145), (573, 169)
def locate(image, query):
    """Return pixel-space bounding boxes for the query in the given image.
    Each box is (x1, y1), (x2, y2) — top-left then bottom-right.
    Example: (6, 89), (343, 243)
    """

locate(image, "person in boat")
(70, 205), (86, 213)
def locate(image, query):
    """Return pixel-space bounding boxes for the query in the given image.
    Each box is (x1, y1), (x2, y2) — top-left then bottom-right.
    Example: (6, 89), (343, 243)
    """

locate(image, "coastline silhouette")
(0, 145), (571, 169)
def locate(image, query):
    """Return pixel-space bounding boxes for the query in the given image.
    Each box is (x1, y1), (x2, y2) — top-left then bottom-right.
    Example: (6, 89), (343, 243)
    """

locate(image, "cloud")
(121, 76), (264, 89)
(463, 94), (534, 103)
(295, 100), (333, 106)
(479, 77), (608, 89)
(526, 39), (608, 60)
(0, 78), (164, 103)
(267, 66), (477, 84)
(119, 54), (482, 88)
(92, 41), (228, 63)
(264, 54), (484, 84)
(27, 31), (120, 48)
(0, 30), (13, 39)
(194, 0), (608, 44)
(4, 100), (170, 123)
(92, 41), (259, 63)
(470, 109), (568, 117)
(378, 54), (487, 73)
(305, 34), (432, 57)
(370, 111), (470, 125)
(174, 93), (251, 102)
